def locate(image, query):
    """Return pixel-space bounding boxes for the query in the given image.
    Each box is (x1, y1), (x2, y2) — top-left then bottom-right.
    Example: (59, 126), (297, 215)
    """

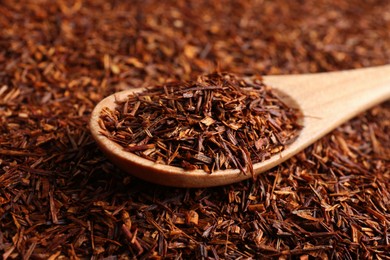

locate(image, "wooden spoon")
(90, 65), (390, 187)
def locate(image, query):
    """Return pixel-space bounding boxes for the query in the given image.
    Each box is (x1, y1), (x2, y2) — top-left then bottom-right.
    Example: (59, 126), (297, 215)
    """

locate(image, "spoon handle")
(263, 65), (390, 157)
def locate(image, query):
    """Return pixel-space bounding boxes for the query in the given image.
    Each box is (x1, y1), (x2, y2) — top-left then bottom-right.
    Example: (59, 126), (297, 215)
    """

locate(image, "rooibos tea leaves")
(1, 0), (389, 258)
(99, 73), (302, 174)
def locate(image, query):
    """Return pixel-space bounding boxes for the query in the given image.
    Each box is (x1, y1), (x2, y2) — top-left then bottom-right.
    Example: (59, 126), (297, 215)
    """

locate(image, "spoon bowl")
(90, 65), (390, 187)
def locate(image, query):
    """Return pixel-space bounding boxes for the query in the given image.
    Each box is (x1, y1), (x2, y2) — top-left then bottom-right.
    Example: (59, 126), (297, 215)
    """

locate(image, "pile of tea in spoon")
(98, 73), (302, 175)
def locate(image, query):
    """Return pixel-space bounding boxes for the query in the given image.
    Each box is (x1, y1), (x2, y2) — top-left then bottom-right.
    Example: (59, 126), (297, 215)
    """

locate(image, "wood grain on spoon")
(90, 65), (390, 187)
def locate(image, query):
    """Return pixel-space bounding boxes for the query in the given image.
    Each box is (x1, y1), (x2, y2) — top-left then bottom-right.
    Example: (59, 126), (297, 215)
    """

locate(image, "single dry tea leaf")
(100, 73), (302, 174)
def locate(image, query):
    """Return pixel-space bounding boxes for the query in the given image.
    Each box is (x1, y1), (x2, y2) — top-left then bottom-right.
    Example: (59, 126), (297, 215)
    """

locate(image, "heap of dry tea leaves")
(100, 73), (301, 174)
(1, 0), (389, 259)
